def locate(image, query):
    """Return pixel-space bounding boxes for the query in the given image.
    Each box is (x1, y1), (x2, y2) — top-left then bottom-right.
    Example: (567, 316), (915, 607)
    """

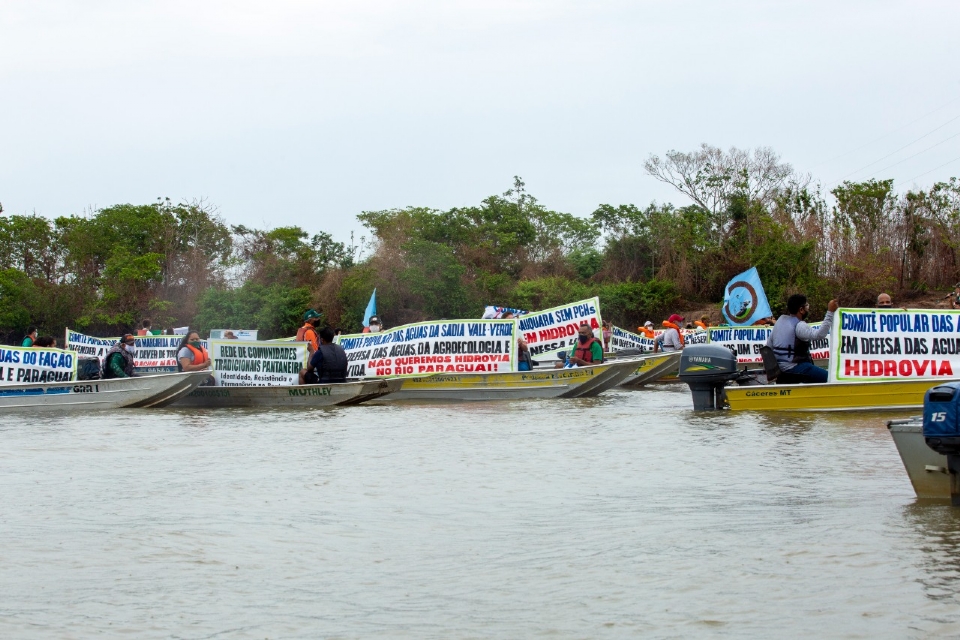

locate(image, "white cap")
(644, 320), (653, 327)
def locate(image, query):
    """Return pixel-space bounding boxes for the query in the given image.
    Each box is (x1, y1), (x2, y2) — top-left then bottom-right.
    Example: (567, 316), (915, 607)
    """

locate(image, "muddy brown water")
(2, 385), (959, 638)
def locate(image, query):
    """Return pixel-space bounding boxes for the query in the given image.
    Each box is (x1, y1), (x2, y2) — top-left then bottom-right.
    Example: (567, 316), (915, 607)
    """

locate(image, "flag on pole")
(362, 289), (377, 328)
(722, 267), (772, 326)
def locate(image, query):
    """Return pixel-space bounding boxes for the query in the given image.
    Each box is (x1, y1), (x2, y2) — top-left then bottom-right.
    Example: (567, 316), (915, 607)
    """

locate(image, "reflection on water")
(901, 503), (960, 601)
(2, 386), (960, 637)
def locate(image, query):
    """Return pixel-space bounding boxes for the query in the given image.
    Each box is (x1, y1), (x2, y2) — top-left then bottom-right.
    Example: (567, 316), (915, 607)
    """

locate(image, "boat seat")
(759, 346), (781, 384)
(760, 346), (811, 384)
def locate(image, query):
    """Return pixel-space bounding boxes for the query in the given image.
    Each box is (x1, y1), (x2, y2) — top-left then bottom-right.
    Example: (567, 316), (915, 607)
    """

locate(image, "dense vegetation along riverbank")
(2, 144), (959, 342)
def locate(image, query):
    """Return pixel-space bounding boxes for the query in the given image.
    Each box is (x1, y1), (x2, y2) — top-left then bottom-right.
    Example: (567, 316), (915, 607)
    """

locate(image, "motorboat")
(381, 359), (641, 401)
(0, 371), (211, 412)
(616, 351), (682, 387)
(888, 417), (950, 499)
(171, 378), (403, 408)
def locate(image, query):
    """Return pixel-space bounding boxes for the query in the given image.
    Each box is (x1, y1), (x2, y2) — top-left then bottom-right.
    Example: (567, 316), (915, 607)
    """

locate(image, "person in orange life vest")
(177, 331), (211, 372)
(694, 315), (710, 330)
(568, 323), (603, 366)
(638, 320), (656, 339)
(297, 309), (322, 352)
(654, 314), (685, 352)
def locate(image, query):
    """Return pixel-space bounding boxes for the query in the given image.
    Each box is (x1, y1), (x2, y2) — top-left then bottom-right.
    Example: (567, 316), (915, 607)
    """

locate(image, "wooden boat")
(171, 378), (403, 408)
(382, 359), (640, 401)
(723, 378), (958, 412)
(617, 352), (682, 387)
(0, 371), (211, 412)
(888, 418), (950, 499)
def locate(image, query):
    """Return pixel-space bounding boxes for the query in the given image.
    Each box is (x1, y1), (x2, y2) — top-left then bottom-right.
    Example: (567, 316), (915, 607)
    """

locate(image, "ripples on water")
(2, 385), (960, 638)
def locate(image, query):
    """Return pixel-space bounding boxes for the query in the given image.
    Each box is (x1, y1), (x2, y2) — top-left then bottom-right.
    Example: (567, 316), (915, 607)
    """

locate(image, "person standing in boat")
(766, 294), (838, 384)
(362, 315), (383, 334)
(177, 331), (211, 372)
(21, 326), (37, 347)
(567, 322), (603, 366)
(299, 327), (348, 384)
(638, 321), (656, 339)
(653, 315), (685, 353)
(297, 309), (322, 353)
(102, 334), (138, 379)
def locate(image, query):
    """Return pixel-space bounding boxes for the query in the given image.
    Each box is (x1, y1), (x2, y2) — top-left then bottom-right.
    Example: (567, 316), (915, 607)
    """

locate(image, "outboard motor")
(923, 382), (960, 505)
(677, 344), (739, 410)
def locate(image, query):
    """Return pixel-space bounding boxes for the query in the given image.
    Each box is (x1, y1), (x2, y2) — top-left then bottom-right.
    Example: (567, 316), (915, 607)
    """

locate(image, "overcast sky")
(2, 0), (958, 243)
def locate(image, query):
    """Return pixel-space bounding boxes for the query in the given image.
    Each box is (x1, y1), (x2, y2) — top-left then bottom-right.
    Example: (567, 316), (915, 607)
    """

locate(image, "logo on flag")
(722, 267), (772, 326)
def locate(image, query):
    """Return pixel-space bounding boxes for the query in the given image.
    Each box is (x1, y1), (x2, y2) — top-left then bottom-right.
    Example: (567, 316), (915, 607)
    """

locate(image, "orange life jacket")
(694, 321), (708, 330)
(638, 326), (656, 338)
(574, 337), (600, 363)
(296, 324), (319, 349)
(185, 344), (209, 365)
(662, 321), (685, 346)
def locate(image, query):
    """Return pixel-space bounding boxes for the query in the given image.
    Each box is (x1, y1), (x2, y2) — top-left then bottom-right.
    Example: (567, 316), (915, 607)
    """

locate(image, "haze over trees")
(3, 145), (960, 342)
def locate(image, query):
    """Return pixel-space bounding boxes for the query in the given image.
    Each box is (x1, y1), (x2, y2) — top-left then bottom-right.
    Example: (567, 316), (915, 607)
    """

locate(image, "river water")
(2, 385), (960, 638)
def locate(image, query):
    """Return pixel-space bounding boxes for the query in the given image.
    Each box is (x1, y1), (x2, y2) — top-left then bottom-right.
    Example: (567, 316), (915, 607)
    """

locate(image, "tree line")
(3, 144), (959, 343)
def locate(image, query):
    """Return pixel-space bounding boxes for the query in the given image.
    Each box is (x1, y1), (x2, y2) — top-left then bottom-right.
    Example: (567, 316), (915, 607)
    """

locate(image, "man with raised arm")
(766, 294), (839, 384)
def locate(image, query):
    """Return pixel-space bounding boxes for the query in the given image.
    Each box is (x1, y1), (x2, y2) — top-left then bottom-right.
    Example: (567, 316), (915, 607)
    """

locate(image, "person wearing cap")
(363, 315), (383, 334)
(638, 321), (656, 339)
(766, 293), (838, 384)
(297, 309), (322, 352)
(102, 334), (138, 379)
(654, 314), (685, 352)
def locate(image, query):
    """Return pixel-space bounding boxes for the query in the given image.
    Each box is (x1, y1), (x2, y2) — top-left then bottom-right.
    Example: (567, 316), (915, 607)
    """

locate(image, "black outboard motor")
(677, 344), (740, 410)
(923, 382), (960, 505)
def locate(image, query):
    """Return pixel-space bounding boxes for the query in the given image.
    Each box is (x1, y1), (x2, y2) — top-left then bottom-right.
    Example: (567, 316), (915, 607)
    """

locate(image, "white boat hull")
(171, 378), (403, 408)
(888, 419), (950, 499)
(0, 372), (211, 412)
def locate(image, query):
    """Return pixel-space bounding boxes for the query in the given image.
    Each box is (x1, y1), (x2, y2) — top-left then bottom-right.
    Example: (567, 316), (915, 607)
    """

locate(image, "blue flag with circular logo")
(722, 267), (772, 326)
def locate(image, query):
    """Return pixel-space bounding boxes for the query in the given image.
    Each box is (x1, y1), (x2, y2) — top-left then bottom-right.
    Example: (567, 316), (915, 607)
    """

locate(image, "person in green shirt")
(102, 334), (137, 379)
(568, 323), (603, 366)
(21, 327), (37, 347)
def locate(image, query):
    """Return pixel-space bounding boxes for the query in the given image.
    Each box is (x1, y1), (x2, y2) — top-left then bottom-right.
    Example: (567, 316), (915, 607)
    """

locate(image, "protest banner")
(65, 329), (192, 373)
(0, 346), (76, 385)
(683, 328), (709, 346)
(610, 326), (656, 352)
(208, 339), (308, 386)
(517, 298), (603, 361)
(337, 319), (516, 378)
(706, 323), (827, 364)
(482, 305), (528, 319)
(830, 308), (960, 382)
(209, 329), (258, 340)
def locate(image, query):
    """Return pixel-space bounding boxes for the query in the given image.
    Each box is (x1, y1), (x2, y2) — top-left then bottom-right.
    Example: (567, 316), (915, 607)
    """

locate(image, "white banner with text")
(337, 319), (517, 378)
